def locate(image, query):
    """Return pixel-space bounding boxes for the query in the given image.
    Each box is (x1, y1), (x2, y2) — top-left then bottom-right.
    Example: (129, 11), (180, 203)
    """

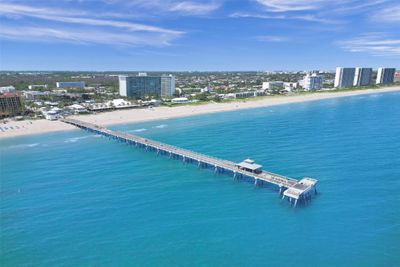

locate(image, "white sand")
(1, 86), (399, 139)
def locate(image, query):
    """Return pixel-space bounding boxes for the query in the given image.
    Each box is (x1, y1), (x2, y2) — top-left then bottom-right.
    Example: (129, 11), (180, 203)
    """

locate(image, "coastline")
(1, 86), (399, 139)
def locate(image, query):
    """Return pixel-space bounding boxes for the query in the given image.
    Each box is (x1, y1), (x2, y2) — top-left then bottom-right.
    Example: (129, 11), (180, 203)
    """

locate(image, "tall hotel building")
(334, 67), (355, 88)
(353, 67), (372, 86)
(119, 73), (175, 98)
(0, 93), (24, 118)
(376, 68), (396, 84)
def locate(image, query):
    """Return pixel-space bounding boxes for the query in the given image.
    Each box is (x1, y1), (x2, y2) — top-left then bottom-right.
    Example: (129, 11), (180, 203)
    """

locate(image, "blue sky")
(0, 0), (399, 71)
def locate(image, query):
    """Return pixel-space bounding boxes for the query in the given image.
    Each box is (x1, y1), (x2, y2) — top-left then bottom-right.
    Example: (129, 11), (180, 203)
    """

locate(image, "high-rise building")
(353, 67), (372, 86)
(161, 75), (176, 97)
(119, 73), (175, 98)
(0, 93), (24, 118)
(334, 67), (355, 88)
(56, 81), (85, 89)
(376, 68), (396, 84)
(303, 73), (323, 90)
(394, 71), (400, 83)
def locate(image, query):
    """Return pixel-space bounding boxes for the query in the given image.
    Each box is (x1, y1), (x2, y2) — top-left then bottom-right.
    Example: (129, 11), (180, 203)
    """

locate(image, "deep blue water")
(1, 92), (400, 266)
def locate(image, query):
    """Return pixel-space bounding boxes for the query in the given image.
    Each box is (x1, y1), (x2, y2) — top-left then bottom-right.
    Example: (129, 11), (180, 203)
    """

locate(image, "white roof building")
(0, 86), (16, 94)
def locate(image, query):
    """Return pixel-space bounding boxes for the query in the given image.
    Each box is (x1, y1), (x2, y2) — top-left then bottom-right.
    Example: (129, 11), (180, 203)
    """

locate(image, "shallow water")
(1, 92), (400, 266)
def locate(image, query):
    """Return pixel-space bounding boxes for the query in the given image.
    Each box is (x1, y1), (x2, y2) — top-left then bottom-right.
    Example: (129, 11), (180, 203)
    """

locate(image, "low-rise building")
(0, 86), (16, 94)
(262, 81), (284, 91)
(56, 81), (85, 89)
(67, 104), (88, 114)
(171, 97), (189, 103)
(23, 91), (49, 100)
(28, 84), (48, 90)
(43, 109), (62, 120)
(283, 82), (298, 92)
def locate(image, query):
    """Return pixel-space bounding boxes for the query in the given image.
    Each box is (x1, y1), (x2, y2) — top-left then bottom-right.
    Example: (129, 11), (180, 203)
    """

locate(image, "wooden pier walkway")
(62, 118), (318, 206)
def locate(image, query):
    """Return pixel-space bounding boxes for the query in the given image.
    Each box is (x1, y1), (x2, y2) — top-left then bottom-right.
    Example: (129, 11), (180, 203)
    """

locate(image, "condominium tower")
(376, 68), (396, 84)
(334, 67), (355, 88)
(303, 73), (323, 90)
(119, 73), (175, 98)
(353, 68), (372, 86)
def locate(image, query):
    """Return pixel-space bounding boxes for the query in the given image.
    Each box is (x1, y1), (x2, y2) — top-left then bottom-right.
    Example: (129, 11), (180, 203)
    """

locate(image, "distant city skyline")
(0, 0), (399, 71)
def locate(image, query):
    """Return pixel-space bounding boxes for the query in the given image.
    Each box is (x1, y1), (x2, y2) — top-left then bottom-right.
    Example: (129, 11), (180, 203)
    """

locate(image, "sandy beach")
(1, 86), (399, 139)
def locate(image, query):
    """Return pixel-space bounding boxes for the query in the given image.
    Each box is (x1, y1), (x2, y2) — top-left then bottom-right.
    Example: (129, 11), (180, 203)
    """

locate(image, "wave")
(154, 124), (168, 129)
(64, 136), (92, 143)
(7, 143), (40, 149)
(129, 128), (147, 133)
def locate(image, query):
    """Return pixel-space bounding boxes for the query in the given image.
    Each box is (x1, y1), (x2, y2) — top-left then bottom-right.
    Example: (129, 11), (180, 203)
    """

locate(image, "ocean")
(1, 92), (400, 266)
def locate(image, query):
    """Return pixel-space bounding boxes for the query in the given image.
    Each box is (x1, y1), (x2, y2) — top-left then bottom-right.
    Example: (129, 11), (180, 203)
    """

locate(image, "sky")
(0, 0), (399, 71)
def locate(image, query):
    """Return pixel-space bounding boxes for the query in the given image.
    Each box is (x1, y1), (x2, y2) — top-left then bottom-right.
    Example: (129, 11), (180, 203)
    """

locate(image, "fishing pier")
(62, 118), (318, 206)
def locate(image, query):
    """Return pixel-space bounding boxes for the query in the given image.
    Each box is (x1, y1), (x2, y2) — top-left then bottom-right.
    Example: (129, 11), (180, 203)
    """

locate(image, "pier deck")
(62, 118), (318, 205)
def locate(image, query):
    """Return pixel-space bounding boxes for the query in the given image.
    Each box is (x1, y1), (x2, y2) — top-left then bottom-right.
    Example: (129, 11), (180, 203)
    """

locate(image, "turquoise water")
(1, 92), (400, 266)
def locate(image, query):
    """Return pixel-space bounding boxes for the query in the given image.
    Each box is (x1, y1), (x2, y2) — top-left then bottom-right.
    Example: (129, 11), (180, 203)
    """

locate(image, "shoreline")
(1, 86), (399, 139)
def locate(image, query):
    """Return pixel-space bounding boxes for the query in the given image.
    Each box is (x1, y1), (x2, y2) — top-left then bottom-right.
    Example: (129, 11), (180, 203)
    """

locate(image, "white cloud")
(0, 3), (181, 34)
(0, 25), (178, 46)
(230, 12), (285, 19)
(253, 0), (389, 23)
(106, 0), (220, 15)
(0, 2), (183, 46)
(169, 1), (220, 15)
(372, 5), (400, 22)
(338, 34), (400, 56)
(230, 12), (339, 24)
(255, 0), (328, 12)
(256, 35), (290, 42)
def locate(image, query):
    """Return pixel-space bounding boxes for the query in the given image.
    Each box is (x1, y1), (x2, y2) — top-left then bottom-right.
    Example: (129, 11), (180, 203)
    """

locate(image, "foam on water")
(153, 124), (168, 129)
(129, 128), (147, 133)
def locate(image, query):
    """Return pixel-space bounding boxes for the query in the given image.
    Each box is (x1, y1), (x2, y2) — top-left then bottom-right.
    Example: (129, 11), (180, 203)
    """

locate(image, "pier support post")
(254, 178), (259, 187)
(233, 171), (237, 179)
(198, 161), (201, 168)
(214, 165), (218, 174)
